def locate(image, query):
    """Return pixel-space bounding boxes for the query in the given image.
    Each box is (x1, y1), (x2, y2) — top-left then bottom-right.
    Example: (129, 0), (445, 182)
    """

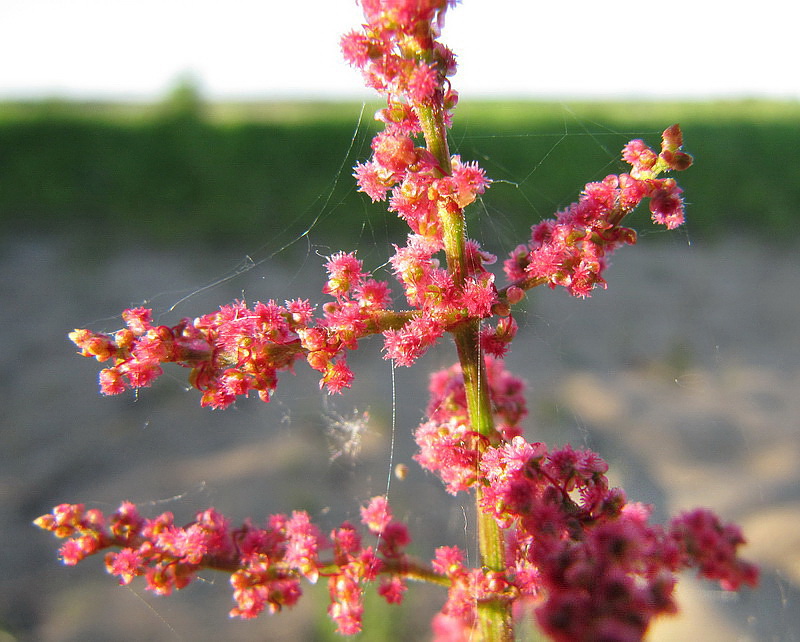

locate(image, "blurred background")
(2, 1), (799, 640)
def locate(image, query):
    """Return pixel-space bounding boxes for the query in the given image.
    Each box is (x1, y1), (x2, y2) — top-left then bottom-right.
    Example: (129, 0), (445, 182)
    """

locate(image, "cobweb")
(12, 102), (799, 641)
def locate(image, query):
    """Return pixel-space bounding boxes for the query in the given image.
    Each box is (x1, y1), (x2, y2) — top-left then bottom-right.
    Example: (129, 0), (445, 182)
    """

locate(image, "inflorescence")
(38, 1), (757, 639)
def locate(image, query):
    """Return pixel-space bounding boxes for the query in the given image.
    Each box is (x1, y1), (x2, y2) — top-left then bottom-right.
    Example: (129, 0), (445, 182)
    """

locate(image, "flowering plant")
(36, 1), (757, 640)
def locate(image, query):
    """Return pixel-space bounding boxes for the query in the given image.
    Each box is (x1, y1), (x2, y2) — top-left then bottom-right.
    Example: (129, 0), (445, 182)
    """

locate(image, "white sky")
(1, 0), (798, 101)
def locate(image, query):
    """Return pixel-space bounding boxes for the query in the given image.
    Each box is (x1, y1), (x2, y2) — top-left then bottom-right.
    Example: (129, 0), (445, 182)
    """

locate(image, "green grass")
(1, 98), (797, 248)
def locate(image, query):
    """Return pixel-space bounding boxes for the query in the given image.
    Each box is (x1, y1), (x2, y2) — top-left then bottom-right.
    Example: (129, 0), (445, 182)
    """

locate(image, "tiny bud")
(485, 570), (507, 593)
(506, 286), (525, 305)
(661, 124), (684, 150)
(33, 514), (56, 531)
(115, 328), (135, 351)
(85, 337), (116, 361)
(394, 463), (409, 480)
(307, 350), (329, 371)
(670, 151), (693, 171)
(492, 302), (511, 317)
(155, 325), (173, 342)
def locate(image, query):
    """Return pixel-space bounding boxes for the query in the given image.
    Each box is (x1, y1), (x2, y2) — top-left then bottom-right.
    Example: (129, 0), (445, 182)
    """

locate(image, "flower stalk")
(35, 1), (758, 640)
(417, 96), (512, 640)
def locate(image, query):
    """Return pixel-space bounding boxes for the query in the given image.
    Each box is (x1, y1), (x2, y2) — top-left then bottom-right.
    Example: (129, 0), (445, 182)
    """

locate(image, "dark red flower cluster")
(478, 437), (757, 641)
(408, 363), (757, 640)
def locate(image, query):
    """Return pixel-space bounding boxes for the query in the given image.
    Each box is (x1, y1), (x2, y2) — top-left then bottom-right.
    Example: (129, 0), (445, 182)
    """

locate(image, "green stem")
(415, 101), (513, 641)
(452, 322), (494, 439)
(416, 103), (451, 175)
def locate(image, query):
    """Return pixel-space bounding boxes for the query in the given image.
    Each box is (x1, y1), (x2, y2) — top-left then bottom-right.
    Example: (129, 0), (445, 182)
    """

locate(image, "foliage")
(1, 99), (798, 246)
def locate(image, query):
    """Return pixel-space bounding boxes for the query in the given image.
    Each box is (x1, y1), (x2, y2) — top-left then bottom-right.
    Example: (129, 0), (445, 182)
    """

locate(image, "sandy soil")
(2, 234), (798, 641)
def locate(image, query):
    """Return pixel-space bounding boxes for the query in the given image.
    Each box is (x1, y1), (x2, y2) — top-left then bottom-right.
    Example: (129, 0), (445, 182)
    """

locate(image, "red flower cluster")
(34, 497), (413, 635)
(341, 0), (500, 370)
(69, 254), (414, 408)
(342, 0), (471, 238)
(35, 365), (758, 640)
(430, 544), (511, 639)
(413, 358), (527, 493)
(383, 234), (500, 366)
(341, 0), (457, 106)
(478, 437), (757, 640)
(504, 125), (693, 298)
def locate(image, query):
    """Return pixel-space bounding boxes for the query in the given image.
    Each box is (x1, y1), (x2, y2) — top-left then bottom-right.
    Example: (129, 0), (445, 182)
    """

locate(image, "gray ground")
(2, 233), (798, 641)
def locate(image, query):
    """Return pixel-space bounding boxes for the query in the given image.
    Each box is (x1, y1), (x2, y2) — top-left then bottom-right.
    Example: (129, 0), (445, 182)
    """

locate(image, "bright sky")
(2, 0), (798, 101)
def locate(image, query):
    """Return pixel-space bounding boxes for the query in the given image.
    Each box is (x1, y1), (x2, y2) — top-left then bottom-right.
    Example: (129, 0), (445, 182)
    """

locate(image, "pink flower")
(372, 130), (419, 175)
(378, 522), (411, 559)
(407, 61), (438, 103)
(339, 30), (373, 68)
(619, 173), (649, 210)
(413, 418), (483, 494)
(460, 275), (496, 318)
(59, 536), (99, 565)
(355, 279), (392, 310)
(353, 160), (392, 202)
(285, 298), (315, 326)
(649, 178), (686, 229)
(321, 359), (354, 394)
(331, 523), (362, 557)
(378, 575), (407, 604)
(479, 315), (518, 359)
(98, 367), (126, 395)
(432, 545), (464, 576)
(389, 176), (441, 239)
(285, 511), (322, 583)
(382, 315), (445, 366)
(360, 496), (392, 535)
(448, 157), (491, 208)
(106, 548), (145, 584)
(324, 252), (366, 299)
(122, 307), (153, 335)
(621, 138), (658, 175)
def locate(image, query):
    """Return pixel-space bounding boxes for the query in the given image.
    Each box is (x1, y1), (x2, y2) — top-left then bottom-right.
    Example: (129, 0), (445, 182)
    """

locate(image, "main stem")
(416, 102), (513, 641)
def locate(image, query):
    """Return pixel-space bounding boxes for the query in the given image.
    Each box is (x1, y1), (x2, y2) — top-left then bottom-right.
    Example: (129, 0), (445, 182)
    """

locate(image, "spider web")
(14, 102), (799, 641)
